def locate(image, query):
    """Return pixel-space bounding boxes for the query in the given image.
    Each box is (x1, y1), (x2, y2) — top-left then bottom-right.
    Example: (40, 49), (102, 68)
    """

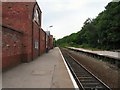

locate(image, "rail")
(67, 47), (120, 68)
(60, 48), (111, 90)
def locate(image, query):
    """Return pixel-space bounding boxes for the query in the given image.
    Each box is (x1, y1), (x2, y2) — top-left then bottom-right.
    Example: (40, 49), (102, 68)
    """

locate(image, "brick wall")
(2, 2), (36, 62)
(2, 2), (35, 33)
(2, 2), (42, 70)
(2, 2), (42, 63)
(32, 23), (40, 59)
(2, 26), (23, 71)
(40, 28), (46, 54)
(2, 2), (53, 71)
(32, 4), (41, 59)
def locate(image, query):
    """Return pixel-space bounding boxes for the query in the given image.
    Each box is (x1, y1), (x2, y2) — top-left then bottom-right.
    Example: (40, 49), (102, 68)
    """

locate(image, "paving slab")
(2, 47), (74, 88)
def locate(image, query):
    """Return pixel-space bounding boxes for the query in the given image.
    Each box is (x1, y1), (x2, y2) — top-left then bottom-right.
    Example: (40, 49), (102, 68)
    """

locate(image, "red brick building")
(2, 26), (23, 70)
(2, 1), (42, 71)
(49, 35), (53, 49)
(40, 28), (46, 54)
(45, 31), (50, 51)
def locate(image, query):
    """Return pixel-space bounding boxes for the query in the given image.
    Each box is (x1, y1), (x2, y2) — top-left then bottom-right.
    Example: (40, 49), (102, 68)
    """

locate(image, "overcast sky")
(37, 0), (112, 40)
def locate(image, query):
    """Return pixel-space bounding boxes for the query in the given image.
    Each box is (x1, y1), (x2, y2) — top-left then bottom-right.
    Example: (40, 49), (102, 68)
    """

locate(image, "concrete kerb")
(58, 48), (79, 89)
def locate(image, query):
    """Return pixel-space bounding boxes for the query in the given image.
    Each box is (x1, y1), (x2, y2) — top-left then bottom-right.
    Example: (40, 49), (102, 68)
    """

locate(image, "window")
(34, 9), (39, 24)
(35, 41), (38, 49)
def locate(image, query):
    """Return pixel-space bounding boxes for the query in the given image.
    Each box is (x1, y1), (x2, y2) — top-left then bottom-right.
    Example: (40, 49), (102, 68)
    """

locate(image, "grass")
(58, 43), (119, 51)
(58, 42), (117, 51)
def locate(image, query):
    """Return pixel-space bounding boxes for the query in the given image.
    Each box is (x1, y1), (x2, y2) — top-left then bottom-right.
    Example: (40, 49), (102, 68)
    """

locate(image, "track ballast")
(60, 48), (111, 90)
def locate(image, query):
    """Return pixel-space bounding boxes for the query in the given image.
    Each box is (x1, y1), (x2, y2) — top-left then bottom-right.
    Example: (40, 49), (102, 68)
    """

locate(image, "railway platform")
(2, 47), (76, 88)
(69, 47), (120, 60)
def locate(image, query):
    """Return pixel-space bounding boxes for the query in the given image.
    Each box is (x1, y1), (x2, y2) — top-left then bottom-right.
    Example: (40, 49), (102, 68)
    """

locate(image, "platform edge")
(58, 48), (79, 89)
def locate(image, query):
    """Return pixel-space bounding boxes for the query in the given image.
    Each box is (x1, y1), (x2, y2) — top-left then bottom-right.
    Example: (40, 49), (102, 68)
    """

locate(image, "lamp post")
(47, 25), (53, 31)
(46, 25), (53, 53)
(49, 25), (53, 28)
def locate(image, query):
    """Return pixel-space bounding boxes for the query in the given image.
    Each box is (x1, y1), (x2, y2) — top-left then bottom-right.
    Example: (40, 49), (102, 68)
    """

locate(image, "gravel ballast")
(66, 49), (119, 88)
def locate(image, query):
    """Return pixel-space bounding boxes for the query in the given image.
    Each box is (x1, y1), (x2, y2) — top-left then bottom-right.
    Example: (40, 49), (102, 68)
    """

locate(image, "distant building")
(49, 35), (53, 49)
(45, 31), (50, 52)
(45, 31), (50, 36)
(45, 31), (53, 51)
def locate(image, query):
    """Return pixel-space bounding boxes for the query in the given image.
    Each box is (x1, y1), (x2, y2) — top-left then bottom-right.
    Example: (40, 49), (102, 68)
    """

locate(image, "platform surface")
(2, 47), (74, 88)
(69, 47), (120, 59)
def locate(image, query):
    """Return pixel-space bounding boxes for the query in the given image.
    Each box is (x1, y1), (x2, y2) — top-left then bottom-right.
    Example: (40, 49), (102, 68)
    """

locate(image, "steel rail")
(61, 48), (111, 90)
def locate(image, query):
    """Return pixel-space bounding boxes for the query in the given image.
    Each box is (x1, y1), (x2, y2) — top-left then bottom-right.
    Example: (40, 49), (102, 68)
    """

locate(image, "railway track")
(60, 48), (111, 90)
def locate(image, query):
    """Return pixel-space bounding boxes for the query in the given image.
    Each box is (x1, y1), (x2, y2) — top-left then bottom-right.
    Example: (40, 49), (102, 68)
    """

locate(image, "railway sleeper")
(78, 76), (93, 79)
(81, 80), (99, 83)
(82, 83), (103, 88)
(83, 86), (104, 89)
(76, 72), (90, 74)
(76, 73), (92, 77)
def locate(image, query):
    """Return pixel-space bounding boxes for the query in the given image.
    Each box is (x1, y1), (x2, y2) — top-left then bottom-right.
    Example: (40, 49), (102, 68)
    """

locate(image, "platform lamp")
(49, 25), (53, 28)
(47, 25), (53, 35)
(47, 25), (53, 31)
(46, 25), (53, 52)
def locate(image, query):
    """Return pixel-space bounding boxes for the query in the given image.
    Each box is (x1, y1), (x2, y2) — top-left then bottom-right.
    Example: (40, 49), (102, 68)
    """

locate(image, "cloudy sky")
(37, 0), (112, 40)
